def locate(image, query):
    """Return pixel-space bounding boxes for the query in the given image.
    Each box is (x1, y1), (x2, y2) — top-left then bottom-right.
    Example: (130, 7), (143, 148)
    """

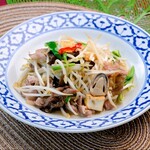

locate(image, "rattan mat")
(0, 2), (150, 150)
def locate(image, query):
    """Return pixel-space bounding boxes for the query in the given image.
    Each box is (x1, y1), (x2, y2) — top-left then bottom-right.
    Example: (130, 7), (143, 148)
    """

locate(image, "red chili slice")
(58, 43), (82, 54)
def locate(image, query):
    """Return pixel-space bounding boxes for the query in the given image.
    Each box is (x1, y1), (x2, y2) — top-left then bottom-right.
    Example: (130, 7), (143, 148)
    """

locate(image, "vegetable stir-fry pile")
(14, 36), (135, 118)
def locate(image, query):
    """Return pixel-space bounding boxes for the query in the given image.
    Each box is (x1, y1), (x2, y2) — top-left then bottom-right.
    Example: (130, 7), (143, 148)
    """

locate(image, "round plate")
(0, 11), (149, 133)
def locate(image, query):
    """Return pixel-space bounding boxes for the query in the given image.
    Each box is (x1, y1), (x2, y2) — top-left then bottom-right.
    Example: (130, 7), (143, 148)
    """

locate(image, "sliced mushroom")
(90, 73), (108, 96)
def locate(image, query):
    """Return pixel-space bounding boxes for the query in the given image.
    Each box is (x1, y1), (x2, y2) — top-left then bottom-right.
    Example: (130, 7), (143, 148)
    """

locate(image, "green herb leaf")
(45, 41), (62, 59)
(65, 96), (71, 103)
(112, 50), (121, 58)
(124, 66), (135, 85)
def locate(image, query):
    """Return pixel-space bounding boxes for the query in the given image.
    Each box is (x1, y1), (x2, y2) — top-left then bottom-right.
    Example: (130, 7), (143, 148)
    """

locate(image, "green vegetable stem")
(117, 93), (124, 104)
(112, 50), (121, 58)
(124, 66), (135, 85)
(65, 96), (71, 103)
(51, 63), (75, 71)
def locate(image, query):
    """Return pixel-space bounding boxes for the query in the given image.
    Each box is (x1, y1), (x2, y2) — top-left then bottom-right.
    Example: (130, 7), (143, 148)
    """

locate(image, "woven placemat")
(0, 2), (150, 150)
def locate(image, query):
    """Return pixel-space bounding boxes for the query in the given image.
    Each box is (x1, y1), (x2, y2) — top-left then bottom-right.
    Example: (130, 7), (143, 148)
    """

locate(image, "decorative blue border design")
(0, 11), (150, 132)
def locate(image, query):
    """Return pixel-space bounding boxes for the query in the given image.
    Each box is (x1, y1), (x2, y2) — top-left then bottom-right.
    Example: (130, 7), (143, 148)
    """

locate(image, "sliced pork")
(29, 48), (47, 61)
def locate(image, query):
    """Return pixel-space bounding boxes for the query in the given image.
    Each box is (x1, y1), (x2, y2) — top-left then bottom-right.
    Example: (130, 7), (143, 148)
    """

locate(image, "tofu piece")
(85, 94), (105, 111)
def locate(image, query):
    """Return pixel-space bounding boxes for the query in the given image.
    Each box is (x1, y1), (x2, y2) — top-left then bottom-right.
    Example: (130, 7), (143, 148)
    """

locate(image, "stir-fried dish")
(14, 36), (135, 118)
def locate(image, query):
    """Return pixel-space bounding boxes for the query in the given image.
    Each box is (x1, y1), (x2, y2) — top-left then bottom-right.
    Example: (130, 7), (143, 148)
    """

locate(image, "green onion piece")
(63, 53), (67, 62)
(65, 96), (71, 103)
(117, 93), (124, 104)
(81, 42), (87, 46)
(45, 41), (62, 59)
(112, 50), (121, 58)
(124, 66), (135, 85)
(63, 53), (69, 72)
(51, 63), (75, 71)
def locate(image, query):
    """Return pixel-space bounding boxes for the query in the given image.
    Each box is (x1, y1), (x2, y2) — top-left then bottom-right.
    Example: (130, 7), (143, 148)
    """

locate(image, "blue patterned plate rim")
(0, 11), (150, 133)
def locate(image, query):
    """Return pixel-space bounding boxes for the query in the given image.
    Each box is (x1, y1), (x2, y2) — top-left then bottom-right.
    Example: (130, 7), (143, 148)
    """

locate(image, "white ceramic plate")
(0, 11), (150, 133)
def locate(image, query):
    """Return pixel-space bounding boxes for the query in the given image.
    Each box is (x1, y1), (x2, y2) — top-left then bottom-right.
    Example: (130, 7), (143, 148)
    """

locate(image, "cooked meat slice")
(78, 105), (86, 115)
(71, 105), (78, 113)
(103, 61), (128, 75)
(34, 96), (58, 108)
(109, 73), (126, 95)
(40, 96), (65, 112)
(78, 105), (95, 117)
(84, 110), (95, 117)
(104, 100), (114, 110)
(29, 48), (47, 61)
(77, 96), (83, 105)
(22, 90), (38, 101)
(48, 51), (56, 65)
(25, 75), (39, 86)
(50, 97), (64, 109)
(35, 97), (45, 107)
(51, 86), (77, 96)
(63, 88), (77, 94)
(77, 96), (95, 117)
(26, 99), (35, 106)
(113, 74), (125, 95)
